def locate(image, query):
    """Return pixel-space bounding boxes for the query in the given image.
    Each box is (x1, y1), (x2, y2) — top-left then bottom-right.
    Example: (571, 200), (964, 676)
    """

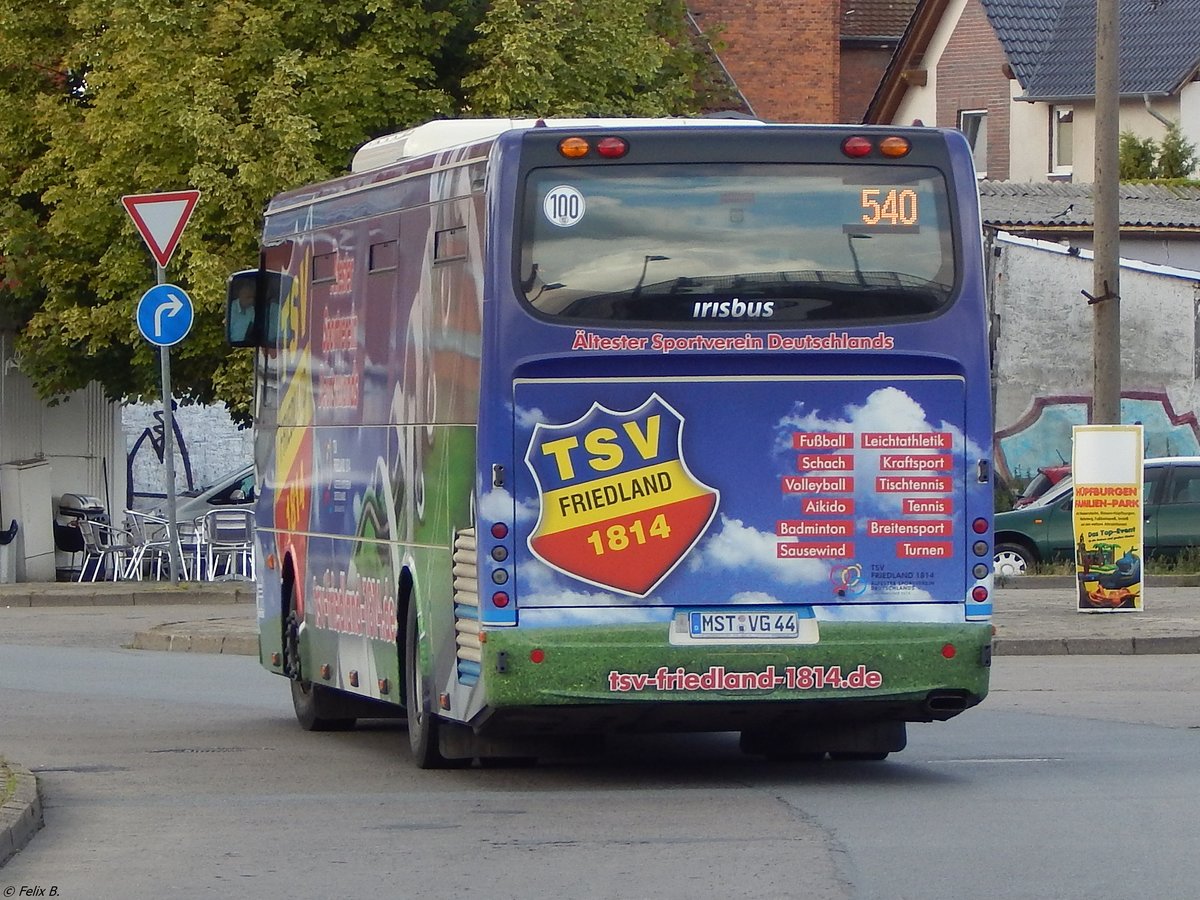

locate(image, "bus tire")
(404, 600), (463, 769)
(285, 610), (356, 732)
(829, 751), (890, 762)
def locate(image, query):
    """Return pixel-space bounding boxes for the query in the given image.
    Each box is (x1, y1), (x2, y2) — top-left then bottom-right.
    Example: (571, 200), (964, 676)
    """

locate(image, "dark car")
(994, 456), (1200, 575)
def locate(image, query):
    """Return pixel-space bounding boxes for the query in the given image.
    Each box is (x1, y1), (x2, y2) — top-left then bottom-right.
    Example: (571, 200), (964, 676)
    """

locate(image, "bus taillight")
(841, 136), (872, 157)
(972, 586), (989, 602)
(491, 522), (509, 539)
(596, 136), (629, 158)
(493, 591), (509, 608)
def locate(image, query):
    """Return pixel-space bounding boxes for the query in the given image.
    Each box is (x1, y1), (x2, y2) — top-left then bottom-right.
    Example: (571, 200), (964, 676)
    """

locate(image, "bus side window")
(227, 270), (260, 347)
(227, 269), (284, 347)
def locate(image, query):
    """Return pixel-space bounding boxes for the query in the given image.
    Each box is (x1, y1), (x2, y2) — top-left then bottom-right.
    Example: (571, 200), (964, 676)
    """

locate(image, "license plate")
(689, 610), (799, 639)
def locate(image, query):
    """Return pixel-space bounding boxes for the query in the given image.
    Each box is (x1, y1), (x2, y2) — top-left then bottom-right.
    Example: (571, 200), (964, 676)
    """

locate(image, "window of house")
(958, 110), (988, 177)
(1051, 106), (1073, 175)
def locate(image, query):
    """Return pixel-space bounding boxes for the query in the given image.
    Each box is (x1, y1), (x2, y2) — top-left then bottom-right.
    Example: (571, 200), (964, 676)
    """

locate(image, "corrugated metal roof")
(842, 0), (918, 38)
(979, 180), (1200, 229)
(982, 0), (1200, 99)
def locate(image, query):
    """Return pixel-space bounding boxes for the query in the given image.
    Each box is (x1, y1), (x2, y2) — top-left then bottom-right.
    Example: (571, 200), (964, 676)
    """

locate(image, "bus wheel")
(285, 610), (355, 732)
(403, 601), (462, 769)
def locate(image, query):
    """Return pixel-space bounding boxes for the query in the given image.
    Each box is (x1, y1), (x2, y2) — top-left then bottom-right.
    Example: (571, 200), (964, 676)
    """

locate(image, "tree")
(0, 1), (721, 422)
(1118, 123), (1198, 181)
(1156, 121), (1198, 180)
(463, 0), (705, 117)
(1118, 130), (1156, 180)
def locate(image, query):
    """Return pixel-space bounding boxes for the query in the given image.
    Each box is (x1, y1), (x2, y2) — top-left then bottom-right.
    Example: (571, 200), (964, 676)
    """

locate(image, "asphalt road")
(2, 608), (1199, 899)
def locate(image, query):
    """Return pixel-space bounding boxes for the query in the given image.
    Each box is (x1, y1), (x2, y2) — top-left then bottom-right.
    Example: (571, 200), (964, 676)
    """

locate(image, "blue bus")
(229, 118), (994, 767)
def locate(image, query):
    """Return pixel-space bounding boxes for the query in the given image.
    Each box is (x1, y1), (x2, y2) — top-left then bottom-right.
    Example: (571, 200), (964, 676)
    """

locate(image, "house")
(687, 0), (918, 124)
(864, 0), (1200, 182)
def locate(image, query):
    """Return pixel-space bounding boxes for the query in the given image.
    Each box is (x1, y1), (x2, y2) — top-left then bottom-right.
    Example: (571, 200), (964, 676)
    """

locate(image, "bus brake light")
(842, 136), (873, 157)
(596, 137), (628, 158)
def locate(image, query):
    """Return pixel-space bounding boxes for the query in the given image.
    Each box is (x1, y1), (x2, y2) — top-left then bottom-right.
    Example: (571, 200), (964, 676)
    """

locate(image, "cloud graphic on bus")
(772, 386), (982, 518)
(687, 515), (828, 585)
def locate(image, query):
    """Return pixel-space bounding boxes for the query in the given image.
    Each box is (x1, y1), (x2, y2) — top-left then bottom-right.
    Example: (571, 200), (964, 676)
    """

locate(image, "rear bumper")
(473, 620), (991, 735)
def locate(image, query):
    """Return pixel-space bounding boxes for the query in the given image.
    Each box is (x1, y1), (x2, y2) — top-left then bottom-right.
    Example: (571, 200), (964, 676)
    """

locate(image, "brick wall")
(935, 0), (1012, 179)
(689, 0), (839, 123)
(840, 46), (894, 124)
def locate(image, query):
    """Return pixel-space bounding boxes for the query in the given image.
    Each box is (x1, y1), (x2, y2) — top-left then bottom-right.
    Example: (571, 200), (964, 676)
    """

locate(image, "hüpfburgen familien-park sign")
(1072, 424), (1144, 612)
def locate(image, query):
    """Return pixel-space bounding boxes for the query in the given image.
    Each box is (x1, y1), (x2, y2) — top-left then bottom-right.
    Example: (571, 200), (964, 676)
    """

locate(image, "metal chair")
(200, 508), (255, 580)
(123, 510), (172, 580)
(76, 519), (135, 582)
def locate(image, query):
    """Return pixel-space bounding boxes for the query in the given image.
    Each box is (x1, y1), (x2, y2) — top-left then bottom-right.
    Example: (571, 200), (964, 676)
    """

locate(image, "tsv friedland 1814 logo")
(525, 394), (719, 597)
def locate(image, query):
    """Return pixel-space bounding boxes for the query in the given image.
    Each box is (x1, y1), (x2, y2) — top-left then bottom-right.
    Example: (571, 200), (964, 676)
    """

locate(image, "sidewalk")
(2, 575), (1198, 863)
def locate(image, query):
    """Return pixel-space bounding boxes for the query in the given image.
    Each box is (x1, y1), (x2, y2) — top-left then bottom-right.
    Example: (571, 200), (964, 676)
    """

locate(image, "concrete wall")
(990, 233), (1200, 484)
(0, 331), (127, 580)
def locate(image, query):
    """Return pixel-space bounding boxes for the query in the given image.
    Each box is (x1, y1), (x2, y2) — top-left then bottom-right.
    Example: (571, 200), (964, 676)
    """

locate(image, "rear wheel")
(404, 600), (463, 769)
(284, 602), (355, 732)
(829, 751), (890, 762)
(994, 542), (1035, 576)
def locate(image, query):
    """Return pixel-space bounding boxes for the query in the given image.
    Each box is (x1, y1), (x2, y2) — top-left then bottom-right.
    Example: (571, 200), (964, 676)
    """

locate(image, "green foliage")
(0, 0), (456, 421)
(1156, 121), (1198, 180)
(1119, 130), (1156, 179)
(0, 0), (718, 421)
(1119, 123), (1198, 181)
(462, 0), (704, 117)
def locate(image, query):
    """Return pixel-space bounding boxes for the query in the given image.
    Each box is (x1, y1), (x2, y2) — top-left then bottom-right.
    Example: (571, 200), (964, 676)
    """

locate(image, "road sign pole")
(156, 264), (184, 584)
(125, 189), (199, 583)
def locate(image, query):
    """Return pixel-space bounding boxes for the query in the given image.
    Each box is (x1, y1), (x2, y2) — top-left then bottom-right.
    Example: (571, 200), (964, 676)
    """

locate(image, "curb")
(994, 634), (1200, 656)
(129, 627), (258, 656)
(0, 582), (253, 608)
(0, 759), (43, 867)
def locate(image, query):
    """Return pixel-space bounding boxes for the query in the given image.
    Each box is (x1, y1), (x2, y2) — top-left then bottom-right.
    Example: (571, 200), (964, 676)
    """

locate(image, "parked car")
(159, 463), (255, 523)
(1011, 463), (1071, 508)
(994, 456), (1200, 575)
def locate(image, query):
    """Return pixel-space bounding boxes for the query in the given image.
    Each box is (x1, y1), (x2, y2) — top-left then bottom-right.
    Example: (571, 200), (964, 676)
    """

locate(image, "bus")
(228, 117), (995, 767)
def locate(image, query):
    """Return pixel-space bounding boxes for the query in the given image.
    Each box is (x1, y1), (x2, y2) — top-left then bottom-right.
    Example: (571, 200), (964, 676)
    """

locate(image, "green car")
(994, 456), (1200, 575)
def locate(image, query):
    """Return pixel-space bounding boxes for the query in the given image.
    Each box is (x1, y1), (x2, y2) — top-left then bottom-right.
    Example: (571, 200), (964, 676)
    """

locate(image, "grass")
(1019, 546), (1200, 577)
(1, 761), (14, 804)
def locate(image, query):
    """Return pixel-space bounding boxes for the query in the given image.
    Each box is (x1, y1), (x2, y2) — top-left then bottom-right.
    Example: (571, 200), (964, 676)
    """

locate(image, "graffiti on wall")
(996, 392), (1200, 486)
(126, 401), (195, 509)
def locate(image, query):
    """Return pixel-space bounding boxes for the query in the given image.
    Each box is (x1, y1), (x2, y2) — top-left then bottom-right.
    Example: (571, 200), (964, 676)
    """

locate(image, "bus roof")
(350, 116), (763, 173)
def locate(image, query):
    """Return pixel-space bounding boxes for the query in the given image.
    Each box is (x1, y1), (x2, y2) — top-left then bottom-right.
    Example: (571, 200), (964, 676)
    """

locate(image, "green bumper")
(480, 620), (992, 711)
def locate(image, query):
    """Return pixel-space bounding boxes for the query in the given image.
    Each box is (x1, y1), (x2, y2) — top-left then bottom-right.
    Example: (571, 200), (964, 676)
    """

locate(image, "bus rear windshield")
(519, 163), (957, 325)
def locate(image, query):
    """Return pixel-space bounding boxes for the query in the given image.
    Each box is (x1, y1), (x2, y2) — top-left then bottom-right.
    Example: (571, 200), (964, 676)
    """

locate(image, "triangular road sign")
(121, 190), (201, 268)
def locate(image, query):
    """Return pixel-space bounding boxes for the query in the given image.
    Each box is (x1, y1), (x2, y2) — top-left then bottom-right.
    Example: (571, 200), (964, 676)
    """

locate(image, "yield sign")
(121, 190), (200, 268)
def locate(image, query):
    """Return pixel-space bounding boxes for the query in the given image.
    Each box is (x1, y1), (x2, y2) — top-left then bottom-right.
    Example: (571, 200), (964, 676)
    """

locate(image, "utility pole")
(1091, 0), (1121, 424)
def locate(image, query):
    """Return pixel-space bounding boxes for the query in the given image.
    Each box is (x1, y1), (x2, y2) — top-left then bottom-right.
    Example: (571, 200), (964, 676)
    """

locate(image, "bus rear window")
(518, 163), (957, 325)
